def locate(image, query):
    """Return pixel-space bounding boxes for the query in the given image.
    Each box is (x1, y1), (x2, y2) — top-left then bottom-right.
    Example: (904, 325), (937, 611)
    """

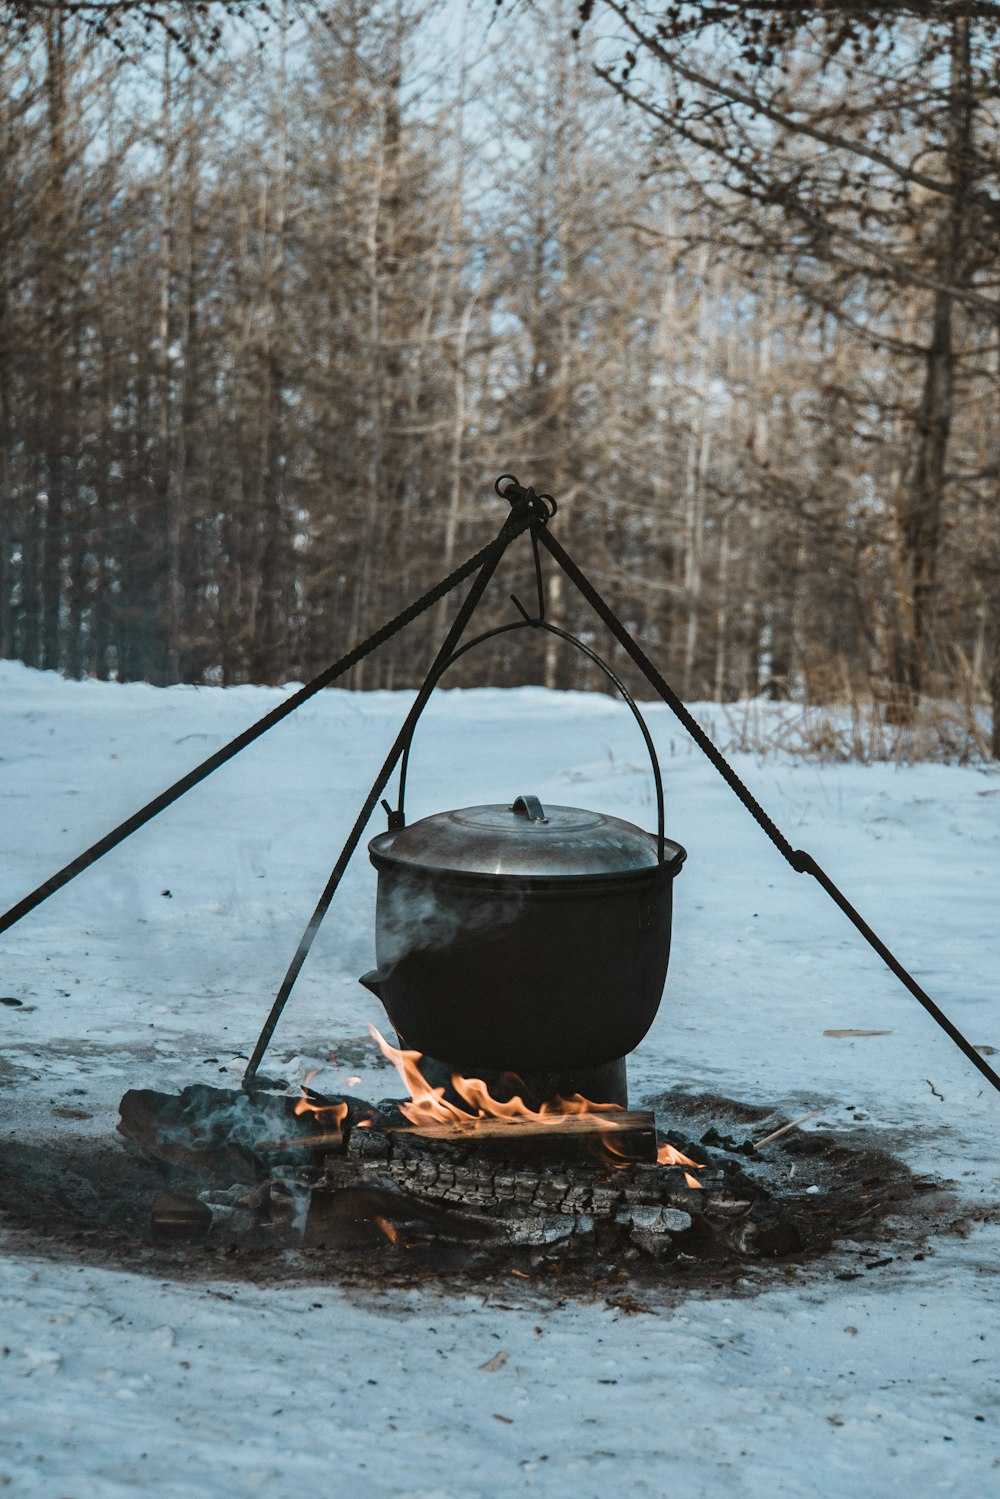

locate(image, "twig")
(846, 1200), (883, 1228)
(754, 1108), (823, 1150)
(823, 1029), (893, 1038)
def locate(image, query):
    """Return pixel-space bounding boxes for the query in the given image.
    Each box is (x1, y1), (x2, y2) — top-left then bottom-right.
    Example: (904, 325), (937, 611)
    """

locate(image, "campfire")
(104, 1014), (930, 1283)
(366, 1023), (704, 1188)
(103, 783), (925, 1274)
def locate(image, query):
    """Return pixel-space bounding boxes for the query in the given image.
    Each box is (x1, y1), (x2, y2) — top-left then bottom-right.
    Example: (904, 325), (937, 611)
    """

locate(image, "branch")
(600, 1), (1000, 226)
(766, 266), (930, 357)
(596, 1), (1000, 29)
(5, 2), (224, 11)
(596, 68), (1000, 319)
(0, 1), (283, 52)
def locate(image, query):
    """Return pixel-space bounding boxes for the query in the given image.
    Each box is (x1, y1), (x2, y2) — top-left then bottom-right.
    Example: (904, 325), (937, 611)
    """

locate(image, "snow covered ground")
(1, 659), (998, 1496)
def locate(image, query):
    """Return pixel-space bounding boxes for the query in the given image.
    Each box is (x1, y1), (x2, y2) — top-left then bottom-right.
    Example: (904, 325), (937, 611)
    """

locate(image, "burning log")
(120, 1030), (938, 1269)
(298, 1116), (756, 1258)
(302, 1184), (513, 1251)
(340, 1119), (709, 1213)
(116, 1081), (774, 1258)
(388, 1110), (658, 1164)
(116, 1033), (771, 1261)
(118, 1084), (368, 1177)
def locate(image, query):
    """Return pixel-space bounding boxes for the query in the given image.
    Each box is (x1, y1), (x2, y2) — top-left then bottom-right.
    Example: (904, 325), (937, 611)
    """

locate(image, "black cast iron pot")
(362, 621), (686, 1073)
(367, 792), (686, 1072)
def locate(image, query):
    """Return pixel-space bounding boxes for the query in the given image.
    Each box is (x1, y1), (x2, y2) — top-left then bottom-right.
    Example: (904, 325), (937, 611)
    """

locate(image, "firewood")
(118, 1084), (360, 1175)
(303, 1183), (508, 1250)
(389, 1109), (657, 1164)
(115, 1086), (866, 1266)
(335, 1123), (715, 1218)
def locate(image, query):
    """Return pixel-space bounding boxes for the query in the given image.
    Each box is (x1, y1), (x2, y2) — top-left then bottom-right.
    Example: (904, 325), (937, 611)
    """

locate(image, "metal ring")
(495, 474), (522, 499)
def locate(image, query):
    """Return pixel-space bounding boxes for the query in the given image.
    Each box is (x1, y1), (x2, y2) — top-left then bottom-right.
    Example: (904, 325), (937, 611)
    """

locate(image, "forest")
(1, 0), (998, 756)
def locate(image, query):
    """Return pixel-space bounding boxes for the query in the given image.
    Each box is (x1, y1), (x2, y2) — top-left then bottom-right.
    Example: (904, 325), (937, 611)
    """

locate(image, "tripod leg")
(538, 525), (1000, 1100)
(242, 517), (532, 1088)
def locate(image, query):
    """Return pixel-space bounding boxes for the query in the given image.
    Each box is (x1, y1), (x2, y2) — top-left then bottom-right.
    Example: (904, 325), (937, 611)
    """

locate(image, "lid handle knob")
(510, 794), (548, 824)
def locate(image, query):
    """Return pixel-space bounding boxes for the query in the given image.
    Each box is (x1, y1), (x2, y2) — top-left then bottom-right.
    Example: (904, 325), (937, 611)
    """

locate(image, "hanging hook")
(531, 526), (547, 620)
(509, 523), (548, 625)
(495, 473), (523, 501)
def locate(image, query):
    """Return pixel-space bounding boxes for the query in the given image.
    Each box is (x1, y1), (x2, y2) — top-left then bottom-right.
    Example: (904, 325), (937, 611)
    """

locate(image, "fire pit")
(95, 1033), (936, 1290)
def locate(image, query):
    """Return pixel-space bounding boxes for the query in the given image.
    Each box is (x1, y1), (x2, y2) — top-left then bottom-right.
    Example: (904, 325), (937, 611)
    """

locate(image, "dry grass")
(697, 693), (991, 765)
(690, 646), (997, 765)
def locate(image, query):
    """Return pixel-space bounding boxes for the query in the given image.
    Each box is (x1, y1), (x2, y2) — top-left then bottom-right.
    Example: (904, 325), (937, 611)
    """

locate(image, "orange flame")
(368, 1023), (623, 1129)
(657, 1140), (704, 1189)
(599, 1132), (648, 1171)
(294, 1071), (348, 1132)
(374, 1214), (399, 1244)
(367, 1024), (705, 1183)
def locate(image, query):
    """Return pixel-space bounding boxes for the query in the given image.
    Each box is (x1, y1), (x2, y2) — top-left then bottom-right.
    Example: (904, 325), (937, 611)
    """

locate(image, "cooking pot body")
(368, 849), (681, 1072)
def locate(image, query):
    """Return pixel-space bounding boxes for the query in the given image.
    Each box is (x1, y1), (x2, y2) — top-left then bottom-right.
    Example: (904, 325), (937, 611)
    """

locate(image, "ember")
(374, 1214), (400, 1244)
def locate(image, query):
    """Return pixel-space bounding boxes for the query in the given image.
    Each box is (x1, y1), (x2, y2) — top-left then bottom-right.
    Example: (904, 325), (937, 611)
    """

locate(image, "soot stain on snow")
(0, 1085), (960, 1309)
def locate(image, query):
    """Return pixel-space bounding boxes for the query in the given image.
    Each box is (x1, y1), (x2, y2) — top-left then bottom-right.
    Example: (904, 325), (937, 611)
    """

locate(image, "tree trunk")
(175, 68), (203, 683)
(991, 500), (1000, 758)
(714, 511), (730, 701)
(991, 627), (1000, 761)
(154, 33), (176, 686)
(891, 11), (973, 717)
(40, 12), (67, 673)
(0, 269), (14, 660)
(681, 253), (720, 699)
(248, 2), (291, 685)
(64, 270), (86, 678)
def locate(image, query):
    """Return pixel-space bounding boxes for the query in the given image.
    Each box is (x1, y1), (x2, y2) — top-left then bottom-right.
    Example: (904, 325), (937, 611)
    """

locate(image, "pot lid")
(370, 794), (670, 878)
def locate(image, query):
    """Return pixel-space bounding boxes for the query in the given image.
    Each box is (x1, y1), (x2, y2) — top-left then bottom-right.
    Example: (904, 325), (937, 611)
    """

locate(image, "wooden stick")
(390, 1110), (654, 1142)
(254, 1130), (344, 1153)
(823, 1029), (893, 1038)
(754, 1108), (823, 1150)
(387, 1110), (658, 1164)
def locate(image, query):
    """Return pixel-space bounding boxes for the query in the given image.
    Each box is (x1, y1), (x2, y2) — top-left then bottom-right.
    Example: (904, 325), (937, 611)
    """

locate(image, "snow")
(1, 659), (999, 1496)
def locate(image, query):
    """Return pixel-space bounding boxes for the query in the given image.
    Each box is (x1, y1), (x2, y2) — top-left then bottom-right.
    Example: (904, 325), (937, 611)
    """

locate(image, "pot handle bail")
(390, 619), (667, 863)
(510, 794), (548, 824)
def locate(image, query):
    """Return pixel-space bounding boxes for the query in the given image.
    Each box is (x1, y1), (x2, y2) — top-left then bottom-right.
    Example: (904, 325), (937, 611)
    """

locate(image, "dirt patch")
(0, 1088), (958, 1304)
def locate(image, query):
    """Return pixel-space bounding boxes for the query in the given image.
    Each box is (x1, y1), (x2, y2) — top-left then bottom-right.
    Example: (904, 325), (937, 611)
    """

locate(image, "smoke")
(118, 1082), (387, 1243)
(117, 1082), (377, 1174)
(375, 876), (524, 974)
